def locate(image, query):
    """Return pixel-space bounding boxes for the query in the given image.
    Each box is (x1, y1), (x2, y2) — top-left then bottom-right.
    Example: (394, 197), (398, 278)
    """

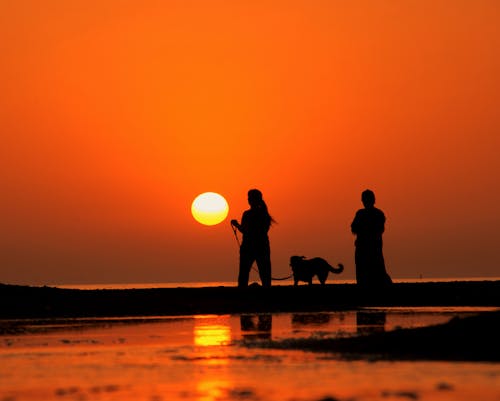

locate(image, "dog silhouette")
(290, 256), (344, 285)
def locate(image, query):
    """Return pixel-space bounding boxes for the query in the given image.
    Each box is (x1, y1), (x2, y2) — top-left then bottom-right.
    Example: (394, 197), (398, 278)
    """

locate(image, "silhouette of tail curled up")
(329, 262), (344, 274)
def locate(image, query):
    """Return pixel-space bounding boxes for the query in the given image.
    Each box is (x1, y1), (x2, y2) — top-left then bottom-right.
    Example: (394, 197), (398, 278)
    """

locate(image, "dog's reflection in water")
(240, 314), (272, 340)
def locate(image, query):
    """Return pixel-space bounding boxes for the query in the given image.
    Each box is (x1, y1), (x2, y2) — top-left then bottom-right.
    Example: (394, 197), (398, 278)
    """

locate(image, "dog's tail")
(329, 263), (344, 274)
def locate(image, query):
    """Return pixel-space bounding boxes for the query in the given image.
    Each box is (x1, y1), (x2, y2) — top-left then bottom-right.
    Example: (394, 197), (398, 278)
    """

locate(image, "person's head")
(247, 189), (263, 208)
(247, 188), (275, 224)
(361, 189), (376, 208)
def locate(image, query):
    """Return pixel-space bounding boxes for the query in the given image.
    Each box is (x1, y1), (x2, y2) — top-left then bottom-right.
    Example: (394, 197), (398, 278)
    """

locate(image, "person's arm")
(351, 211), (361, 234)
(230, 219), (242, 233)
(231, 212), (247, 234)
(376, 210), (386, 234)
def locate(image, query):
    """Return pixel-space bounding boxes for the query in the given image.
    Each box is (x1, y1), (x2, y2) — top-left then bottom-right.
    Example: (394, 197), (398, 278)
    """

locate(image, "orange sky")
(1, 0), (499, 285)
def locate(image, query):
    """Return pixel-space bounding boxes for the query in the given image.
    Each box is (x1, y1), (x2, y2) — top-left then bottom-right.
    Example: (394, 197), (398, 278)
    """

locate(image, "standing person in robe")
(351, 189), (392, 287)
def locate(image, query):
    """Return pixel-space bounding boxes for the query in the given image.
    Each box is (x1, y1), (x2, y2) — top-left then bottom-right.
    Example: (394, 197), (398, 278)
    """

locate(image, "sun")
(191, 192), (229, 226)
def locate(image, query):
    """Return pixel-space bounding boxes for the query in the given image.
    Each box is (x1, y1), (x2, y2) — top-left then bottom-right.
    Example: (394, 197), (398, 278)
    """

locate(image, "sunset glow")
(0, 0), (499, 285)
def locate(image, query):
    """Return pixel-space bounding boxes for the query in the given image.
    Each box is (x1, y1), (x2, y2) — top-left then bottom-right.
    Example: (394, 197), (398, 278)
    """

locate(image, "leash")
(230, 223), (292, 281)
(271, 273), (293, 281)
(230, 222), (241, 247)
(253, 266), (292, 281)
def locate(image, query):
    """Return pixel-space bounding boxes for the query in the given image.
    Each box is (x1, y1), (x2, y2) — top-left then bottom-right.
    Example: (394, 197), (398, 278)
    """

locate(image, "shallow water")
(0, 308), (499, 401)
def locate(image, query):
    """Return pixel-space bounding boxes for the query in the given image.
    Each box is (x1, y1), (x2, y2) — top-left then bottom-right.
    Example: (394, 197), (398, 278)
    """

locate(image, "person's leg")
(256, 245), (272, 288)
(238, 250), (254, 288)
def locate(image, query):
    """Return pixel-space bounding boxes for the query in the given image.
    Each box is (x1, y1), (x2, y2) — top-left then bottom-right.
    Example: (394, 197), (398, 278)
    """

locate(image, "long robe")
(351, 207), (392, 287)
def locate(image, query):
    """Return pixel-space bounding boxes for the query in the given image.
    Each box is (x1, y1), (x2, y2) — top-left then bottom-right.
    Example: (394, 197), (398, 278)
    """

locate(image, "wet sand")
(1, 280), (499, 319)
(1, 310), (498, 401)
(245, 310), (500, 362)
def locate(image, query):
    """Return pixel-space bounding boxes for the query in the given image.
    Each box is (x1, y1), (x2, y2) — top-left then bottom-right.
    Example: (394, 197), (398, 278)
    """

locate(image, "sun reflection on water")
(192, 317), (234, 400)
(193, 316), (231, 347)
(192, 316), (232, 369)
(195, 379), (232, 401)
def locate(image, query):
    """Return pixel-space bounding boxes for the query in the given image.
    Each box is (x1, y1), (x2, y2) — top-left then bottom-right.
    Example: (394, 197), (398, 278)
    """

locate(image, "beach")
(1, 280), (499, 362)
(1, 308), (499, 401)
(1, 281), (499, 400)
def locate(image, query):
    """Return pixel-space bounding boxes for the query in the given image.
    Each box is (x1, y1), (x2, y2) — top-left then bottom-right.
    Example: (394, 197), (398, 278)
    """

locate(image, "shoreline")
(50, 276), (500, 290)
(1, 280), (499, 319)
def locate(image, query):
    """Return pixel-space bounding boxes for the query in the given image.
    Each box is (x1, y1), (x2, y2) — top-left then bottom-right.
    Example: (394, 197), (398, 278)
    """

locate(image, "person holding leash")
(231, 189), (275, 288)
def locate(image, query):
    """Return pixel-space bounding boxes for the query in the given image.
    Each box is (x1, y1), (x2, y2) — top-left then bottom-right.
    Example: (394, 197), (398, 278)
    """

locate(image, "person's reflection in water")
(356, 311), (387, 335)
(240, 314), (272, 340)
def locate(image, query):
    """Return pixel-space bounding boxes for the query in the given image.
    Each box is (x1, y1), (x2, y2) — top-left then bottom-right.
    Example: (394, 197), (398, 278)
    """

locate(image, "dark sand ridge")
(1, 281), (498, 318)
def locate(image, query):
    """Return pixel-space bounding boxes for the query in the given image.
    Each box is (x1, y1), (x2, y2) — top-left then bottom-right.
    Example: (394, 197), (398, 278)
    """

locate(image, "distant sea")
(55, 277), (500, 290)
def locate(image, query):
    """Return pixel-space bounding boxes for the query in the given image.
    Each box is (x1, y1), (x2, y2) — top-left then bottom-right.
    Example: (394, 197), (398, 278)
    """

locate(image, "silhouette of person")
(351, 189), (392, 287)
(231, 189), (274, 288)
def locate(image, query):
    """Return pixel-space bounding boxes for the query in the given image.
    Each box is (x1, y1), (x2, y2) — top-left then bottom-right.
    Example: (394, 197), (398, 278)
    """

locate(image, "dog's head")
(289, 255), (306, 271)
